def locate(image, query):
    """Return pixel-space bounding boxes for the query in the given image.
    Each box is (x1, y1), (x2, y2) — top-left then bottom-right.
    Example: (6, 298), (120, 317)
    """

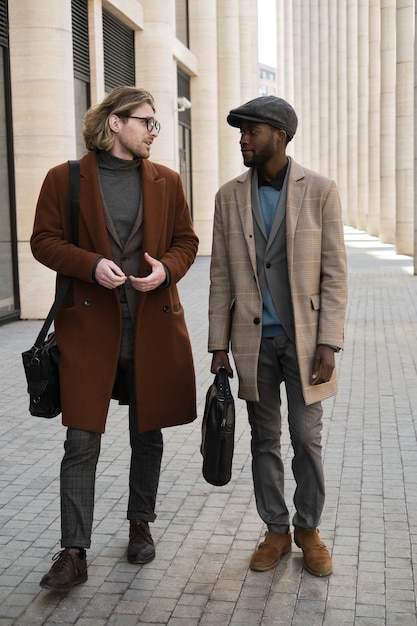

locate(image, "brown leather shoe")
(127, 520), (155, 564)
(250, 530), (292, 571)
(294, 528), (332, 576)
(39, 548), (88, 591)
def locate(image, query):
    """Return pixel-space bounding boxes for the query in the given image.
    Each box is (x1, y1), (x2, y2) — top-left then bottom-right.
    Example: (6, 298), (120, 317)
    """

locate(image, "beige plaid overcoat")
(208, 158), (347, 405)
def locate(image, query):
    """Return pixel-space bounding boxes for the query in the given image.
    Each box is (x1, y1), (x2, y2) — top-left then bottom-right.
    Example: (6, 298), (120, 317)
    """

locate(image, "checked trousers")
(60, 357), (163, 549)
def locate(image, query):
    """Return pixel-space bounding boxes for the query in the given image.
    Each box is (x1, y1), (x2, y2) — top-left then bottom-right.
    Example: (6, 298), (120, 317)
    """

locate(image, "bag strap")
(33, 160), (80, 350)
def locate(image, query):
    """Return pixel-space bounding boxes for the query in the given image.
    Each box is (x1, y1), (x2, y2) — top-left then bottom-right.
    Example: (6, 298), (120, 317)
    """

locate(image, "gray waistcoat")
(251, 168), (295, 341)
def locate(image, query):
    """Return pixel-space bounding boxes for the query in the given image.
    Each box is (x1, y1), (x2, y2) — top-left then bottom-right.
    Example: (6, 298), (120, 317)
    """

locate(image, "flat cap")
(227, 95), (298, 139)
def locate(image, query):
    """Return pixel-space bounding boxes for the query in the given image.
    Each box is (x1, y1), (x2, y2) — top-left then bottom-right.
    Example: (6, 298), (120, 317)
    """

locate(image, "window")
(175, 0), (189, 47)
(71, 0), (90, 157)
(177, 70), (192, 216)
(103, 10), (135, 92)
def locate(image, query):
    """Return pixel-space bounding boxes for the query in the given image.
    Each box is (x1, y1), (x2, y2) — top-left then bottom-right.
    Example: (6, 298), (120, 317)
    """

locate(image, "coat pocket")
(310, 294), (321, 311)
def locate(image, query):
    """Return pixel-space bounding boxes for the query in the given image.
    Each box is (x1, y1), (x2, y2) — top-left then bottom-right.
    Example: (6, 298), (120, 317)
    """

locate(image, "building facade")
(276, 0), (416, 266)
(2, 0), (417, 323)
(1, 0), (258, 321)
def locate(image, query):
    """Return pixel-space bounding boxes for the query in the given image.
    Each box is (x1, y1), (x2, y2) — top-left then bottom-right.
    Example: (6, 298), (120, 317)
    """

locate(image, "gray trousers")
(247, 336), (325, 534)
(60, 358), (163, 548)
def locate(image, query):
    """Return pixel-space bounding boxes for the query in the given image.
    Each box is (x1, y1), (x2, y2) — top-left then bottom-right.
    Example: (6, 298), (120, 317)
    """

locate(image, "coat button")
(163, 305), (170, 313)
(253, 317), (260, 325)
(266, 262), (271, 268)
(84, 299), (91, 307)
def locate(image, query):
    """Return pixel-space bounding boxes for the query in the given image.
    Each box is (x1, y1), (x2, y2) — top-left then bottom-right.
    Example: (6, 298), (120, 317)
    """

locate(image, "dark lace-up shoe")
(127, 520), (155, 564)
(39, 548), (88, 591)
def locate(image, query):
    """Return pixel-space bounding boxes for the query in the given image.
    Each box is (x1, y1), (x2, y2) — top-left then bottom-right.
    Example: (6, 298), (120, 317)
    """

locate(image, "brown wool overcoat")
(31, 151), (199, 433)
(208, 158), (348, 406)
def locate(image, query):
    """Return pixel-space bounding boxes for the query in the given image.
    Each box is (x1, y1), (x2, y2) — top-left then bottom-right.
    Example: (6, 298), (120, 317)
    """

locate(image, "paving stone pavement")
(1, 226), (417, 626)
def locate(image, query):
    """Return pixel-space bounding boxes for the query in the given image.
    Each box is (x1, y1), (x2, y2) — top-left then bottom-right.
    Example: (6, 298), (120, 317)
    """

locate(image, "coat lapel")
(235, 170), (257, 273)
(79, 153), (113, 259)
(285, 159), (306, 276)
(264, 169), (288, 254)
(141, 160), (166, 260)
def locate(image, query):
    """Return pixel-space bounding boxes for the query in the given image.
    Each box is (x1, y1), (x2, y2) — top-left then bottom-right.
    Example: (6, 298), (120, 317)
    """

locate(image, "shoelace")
(130, 522), (153, 544)
(49, 550), (73, 572)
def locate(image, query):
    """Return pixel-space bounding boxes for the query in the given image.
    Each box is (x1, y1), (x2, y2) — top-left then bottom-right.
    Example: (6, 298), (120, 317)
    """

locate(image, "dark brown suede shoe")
(39, 548), (88, 591)
(127, 520), (155, 564)
(250, 530), (292, 571)
(294, 528), (332, 577)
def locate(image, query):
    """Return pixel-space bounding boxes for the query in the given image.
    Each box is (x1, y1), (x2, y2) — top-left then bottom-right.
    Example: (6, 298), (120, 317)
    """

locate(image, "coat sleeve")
(316, 180), (347, 349)
(208, 188), (233, 352)
(151, 170), (199, 285)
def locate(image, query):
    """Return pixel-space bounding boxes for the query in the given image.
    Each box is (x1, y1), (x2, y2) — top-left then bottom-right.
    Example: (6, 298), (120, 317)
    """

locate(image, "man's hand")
(129, 252), (166, 292)
(310, 344), (335, 385)
(211, 350), (234, 377)
(94, 258), (127, 289)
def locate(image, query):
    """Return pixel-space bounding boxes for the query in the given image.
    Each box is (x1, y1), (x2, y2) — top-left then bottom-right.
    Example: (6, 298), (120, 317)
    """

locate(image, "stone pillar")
(328, 0), (338, 182)
(88, 0), (105, 105)
(319, 0), (330, 176)
(239, 0), (258, 103)
(277, 0), (286, 94)
(217, 0), (243, 184)
(357, 0), (369, 230)
(337, 1), (349, 220)
(309, 0), (320, 171)
(188, 1), (220, 254)
(414, 1), (417, 272)
(9, 0), (76, 318)
(290, 0), (302, 161)
(380, 0), (396, 243)
(327, 0), (339, 185)
(300, 2), (312, 167)
(347, 1), (359, 226)
(139, 0), (177, 169)
(368, 0), (381, 236)
(395, 0), (414, 255)
(277, 0), (294, 103)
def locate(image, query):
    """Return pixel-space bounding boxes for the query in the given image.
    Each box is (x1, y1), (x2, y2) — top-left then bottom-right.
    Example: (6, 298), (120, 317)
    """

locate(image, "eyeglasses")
(118, 115), (161, 134)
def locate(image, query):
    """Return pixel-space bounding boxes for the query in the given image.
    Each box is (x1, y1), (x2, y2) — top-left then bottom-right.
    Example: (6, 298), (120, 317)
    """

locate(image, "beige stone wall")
(9, 0), (77, 319)
(9, 0), (259, 318)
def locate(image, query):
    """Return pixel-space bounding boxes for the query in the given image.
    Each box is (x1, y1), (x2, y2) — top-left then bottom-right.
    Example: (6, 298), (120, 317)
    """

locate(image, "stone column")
(309, 0), (320, 171)
(188, 1), (220, 254)
(88, 0), (105, 105)
(290, 0), (302, 161)
(368, 0), (381, 236)
(139, 0), (177, 168)
(395, 0), (414, 255)
(414, 1), (417, 272)
(337, 1), (349, 219)
(277, 0), (286, 94)
(277, 0), (294, 103)
(216, 0), (243, 184)
(239, 0), (258, 103)
(319, 0), (330, 176)
(380, 0), (396, 243)
(328, 0), (338, 182)
(9, 0), (76, 318)
(357, 0), (369, 230)
(346, 1), (359, 226)
(300, 2), (312, 167)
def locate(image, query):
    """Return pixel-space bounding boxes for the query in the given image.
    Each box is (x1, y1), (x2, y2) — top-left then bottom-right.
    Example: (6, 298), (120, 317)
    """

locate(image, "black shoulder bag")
(22, 160), (80, 418)
(201, 367), (235, 486)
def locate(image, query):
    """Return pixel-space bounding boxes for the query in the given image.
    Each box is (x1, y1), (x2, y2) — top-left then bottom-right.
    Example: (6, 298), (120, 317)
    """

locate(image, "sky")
(258, 0), (277, 67)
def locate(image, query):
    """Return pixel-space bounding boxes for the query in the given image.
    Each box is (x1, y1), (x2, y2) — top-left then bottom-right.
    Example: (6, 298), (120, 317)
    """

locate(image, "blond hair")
(83, 86), (156, 152)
